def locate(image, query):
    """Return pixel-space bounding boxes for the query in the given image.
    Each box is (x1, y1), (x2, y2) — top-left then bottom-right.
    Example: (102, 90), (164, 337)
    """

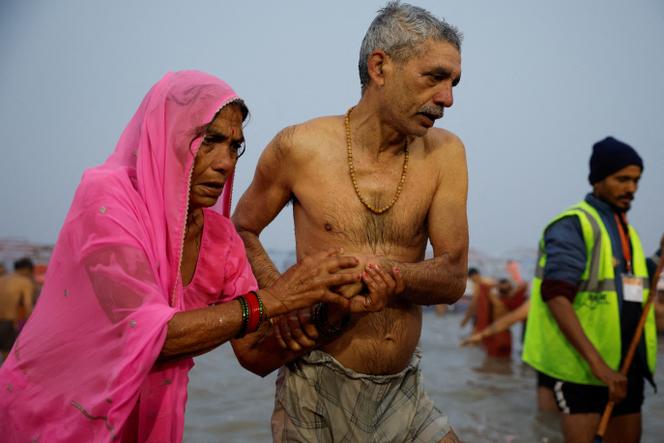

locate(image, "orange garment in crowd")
(475, 284), (513, 358)
(503, 284), (527, 311)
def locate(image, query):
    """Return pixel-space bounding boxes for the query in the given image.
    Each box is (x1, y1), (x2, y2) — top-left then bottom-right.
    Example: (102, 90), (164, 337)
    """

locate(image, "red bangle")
(245, 291), (261, 333)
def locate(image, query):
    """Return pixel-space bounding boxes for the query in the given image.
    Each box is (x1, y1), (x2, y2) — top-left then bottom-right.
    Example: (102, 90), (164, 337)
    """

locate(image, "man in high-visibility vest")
(523, 137), (656, 443)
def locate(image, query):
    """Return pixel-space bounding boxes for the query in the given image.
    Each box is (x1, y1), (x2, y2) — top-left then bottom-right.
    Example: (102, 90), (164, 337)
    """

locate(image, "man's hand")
(591, 361), (628, 403)
(348, 264), (405, 313)
(334, 254), (395, 300)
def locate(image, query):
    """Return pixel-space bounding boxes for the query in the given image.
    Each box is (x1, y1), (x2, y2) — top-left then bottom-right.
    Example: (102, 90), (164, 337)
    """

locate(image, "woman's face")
(188, 103), (245, 210)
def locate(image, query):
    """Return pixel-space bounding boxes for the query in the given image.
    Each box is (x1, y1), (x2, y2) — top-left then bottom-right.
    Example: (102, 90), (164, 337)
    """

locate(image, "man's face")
(381, 39), (461, 137)
(189, 104), (244, 210)
(498, 281), (512, 296)
(593, 165), (641, 211)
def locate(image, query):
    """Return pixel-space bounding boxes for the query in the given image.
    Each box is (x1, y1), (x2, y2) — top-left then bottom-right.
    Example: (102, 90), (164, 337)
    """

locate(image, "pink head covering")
(0, 71), (248, 441)
(105, 70), (243, 305)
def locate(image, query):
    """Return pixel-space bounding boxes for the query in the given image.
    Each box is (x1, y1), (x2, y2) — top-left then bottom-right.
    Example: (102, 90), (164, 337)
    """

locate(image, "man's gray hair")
(358, 1), (462, 91)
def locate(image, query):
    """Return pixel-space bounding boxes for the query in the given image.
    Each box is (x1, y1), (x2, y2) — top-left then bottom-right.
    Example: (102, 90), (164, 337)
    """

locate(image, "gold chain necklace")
(344, 107), (409, 215)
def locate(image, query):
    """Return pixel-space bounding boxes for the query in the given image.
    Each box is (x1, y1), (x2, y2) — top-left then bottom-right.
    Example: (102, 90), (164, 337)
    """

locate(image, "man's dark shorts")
(537, 371), (644, 416)
(0, 320), (18, 352)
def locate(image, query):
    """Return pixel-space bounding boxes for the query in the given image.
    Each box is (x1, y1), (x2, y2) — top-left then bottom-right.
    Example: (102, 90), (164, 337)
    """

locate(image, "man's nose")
(626, 180), (638, 194)
(433, 84), (454, 108)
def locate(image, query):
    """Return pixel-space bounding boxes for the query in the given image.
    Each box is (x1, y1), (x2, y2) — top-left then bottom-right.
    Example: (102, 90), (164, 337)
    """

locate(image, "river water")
(184, 310), (664, 442)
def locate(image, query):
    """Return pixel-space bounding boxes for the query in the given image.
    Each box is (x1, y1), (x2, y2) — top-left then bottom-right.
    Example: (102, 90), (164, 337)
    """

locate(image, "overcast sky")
(1, 0), (663, 257)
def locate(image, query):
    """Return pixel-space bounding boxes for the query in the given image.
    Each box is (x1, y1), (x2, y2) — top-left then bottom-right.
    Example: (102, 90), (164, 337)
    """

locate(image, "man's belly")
(320, 302), (422, 375)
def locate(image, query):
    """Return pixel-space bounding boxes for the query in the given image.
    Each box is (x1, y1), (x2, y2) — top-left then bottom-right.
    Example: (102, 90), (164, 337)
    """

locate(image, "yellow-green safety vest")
(522, 201), (657, 385)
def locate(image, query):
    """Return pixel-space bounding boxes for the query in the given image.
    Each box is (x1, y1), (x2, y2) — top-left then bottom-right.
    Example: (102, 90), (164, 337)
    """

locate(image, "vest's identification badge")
(622, 274), (643, 303)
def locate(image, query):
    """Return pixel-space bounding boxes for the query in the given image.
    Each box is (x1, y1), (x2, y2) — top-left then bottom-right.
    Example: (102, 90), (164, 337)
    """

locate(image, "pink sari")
(0, 71), (257, 442)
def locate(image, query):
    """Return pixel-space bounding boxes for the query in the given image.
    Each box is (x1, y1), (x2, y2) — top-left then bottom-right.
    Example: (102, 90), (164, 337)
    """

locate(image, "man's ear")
(367, 50), (389, 87)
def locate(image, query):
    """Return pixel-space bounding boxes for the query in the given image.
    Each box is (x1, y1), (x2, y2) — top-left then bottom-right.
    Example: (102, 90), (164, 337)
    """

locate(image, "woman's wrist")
(257, 288), (283, 318)
(234, 291), (269, 338)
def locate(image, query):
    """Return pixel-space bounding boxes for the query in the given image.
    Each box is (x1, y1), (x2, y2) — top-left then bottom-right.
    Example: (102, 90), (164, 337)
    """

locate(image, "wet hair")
(14, 257), (34, 271)
(358, 1), (463, 92)
(468, 268), (479, 277)
(498, 278), (510, 286)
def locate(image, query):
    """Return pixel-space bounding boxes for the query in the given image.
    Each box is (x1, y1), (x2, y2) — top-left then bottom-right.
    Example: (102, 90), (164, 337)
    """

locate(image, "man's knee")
(560, 413), (600, 443)
(606, 412), (641, 443)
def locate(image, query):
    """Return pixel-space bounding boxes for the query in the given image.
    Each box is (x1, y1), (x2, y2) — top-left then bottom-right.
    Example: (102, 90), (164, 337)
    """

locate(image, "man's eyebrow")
(425, 67), (461, 86)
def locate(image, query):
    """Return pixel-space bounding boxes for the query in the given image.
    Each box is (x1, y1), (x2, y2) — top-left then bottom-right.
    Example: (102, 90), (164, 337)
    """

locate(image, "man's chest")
(291, 158), (435, 248)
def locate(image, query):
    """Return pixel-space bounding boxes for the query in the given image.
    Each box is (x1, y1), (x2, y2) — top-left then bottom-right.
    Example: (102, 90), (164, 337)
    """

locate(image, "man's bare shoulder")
(421, 128), (467, 194)
(0, 274), (32, 291)
(421, 127), (465, 159)
(269, 115), (341, 162)
(13, 274), (33, 287)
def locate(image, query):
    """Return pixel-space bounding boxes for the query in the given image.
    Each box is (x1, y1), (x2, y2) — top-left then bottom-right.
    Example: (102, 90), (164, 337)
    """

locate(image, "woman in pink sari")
(0, 71), (366, 442)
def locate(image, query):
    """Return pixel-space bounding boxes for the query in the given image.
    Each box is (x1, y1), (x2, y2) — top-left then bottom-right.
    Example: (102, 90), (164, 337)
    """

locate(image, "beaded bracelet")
(311, 303), (351, 341)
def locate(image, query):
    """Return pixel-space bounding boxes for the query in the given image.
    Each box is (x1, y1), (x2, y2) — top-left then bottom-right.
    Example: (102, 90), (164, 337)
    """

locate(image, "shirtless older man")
(0, 257), (34, 360)
(232, 2), (467, 441)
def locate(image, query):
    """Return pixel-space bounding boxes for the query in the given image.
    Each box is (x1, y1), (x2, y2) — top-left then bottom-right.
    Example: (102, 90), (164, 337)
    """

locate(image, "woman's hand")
(260, 249), (361, 318)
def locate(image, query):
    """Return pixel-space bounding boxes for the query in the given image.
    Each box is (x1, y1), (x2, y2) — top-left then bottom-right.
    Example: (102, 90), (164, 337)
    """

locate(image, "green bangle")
(236, 296), (249, 338)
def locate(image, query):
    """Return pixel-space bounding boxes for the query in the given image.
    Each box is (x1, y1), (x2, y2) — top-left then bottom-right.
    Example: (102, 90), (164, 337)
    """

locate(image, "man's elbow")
(446, 272), (467, 304)
(232, 342), (278, 378)
(431, 266), (466, 304)
(232, 221), (253, 238)
(239, 355), (276, 377)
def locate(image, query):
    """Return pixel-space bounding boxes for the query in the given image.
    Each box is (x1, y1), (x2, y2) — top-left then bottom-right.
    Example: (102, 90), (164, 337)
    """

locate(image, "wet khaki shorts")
(271, 349), (450, 442)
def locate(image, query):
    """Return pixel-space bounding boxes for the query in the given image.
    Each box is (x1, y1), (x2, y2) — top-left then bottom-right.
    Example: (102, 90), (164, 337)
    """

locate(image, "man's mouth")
(418, 109), (444, 126)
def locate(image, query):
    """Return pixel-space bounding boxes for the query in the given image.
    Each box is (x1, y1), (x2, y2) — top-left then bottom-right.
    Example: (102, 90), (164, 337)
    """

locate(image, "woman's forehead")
(207, 105), (244, 139)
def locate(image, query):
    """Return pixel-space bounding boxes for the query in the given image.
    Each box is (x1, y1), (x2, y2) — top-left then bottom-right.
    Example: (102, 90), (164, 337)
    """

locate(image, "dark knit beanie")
(588, 136), (643, 184)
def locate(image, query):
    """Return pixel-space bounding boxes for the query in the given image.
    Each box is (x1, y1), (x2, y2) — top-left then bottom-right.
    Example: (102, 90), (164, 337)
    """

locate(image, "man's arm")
(387, 133), (468, 305)
(233, 129), (295, 287)
(231, 128), (312, 374)
(459, 284), (478, 327)
(461, 300), (530, 346)
(546, 297), (626, 402)
(19, 278), (34, 316)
